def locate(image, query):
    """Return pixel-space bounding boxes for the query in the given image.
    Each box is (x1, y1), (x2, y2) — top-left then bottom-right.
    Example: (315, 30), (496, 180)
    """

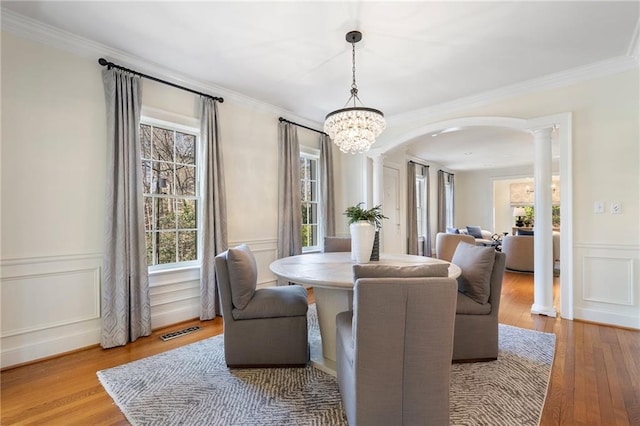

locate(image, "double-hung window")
(141, 119), (200, 268)
(300, 151), (320, 252)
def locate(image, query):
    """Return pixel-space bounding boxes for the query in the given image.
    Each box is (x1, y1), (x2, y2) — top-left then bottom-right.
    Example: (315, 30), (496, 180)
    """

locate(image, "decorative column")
(531, 127), (557, 317)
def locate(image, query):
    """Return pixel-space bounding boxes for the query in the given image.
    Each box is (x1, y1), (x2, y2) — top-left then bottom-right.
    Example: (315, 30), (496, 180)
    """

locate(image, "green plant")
(343, 202), (388, 230)
(522, 205), (561, 227)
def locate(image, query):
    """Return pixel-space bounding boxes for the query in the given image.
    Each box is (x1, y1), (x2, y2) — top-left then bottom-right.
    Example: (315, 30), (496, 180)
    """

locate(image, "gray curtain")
(100, 68), (151, 348)
(424, 165), (432, 257)
(437, 170), (446, 232)
(277, 122), (302, 267)
(320, 133), (335, 239)
(200, 97), (228, 320)
(407, 162), (418, 255)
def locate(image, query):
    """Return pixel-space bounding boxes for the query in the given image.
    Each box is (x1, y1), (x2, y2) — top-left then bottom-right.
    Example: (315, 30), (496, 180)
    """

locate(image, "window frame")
(300, 147), (321, 253)
(140, 116), (201, 272)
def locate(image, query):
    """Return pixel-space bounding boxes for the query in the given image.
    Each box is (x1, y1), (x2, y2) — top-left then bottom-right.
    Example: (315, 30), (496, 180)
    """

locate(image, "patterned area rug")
(98, 306), (555, 425)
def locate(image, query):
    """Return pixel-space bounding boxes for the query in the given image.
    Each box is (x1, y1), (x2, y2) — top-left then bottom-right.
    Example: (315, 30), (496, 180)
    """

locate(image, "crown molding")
(387, 55), (639, 127)
(0, 8), (322, 130)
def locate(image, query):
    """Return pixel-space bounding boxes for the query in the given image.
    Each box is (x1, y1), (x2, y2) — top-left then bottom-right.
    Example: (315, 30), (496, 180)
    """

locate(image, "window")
(141, 120), (199, 268)
(300, 152), (320, 251)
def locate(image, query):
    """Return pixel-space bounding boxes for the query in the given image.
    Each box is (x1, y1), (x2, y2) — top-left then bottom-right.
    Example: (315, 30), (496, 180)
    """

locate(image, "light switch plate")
(594, 201), (605, 214)
(611, 202), (622, 214)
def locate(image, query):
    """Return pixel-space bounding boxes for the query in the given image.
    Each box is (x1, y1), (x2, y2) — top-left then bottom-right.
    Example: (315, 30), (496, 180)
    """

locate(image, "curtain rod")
(439, 169), (454, 176)
(408, 160), (429, 168)
(98, 58), (224, 103)
(279, 117), (327, 136)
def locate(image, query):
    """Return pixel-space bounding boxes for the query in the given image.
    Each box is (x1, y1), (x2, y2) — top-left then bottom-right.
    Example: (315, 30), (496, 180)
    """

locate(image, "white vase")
(350, 221), (375, 264)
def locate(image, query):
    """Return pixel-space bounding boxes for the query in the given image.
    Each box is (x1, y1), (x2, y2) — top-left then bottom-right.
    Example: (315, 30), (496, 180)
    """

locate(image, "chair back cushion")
(324, 236), (352, 252)
(451, 242), (496, 304)
(227, 244), (257, 310)
(353, 263), (449, 279)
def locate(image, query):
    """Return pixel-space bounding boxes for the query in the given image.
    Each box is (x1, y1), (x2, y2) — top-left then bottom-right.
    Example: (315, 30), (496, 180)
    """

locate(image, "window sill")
(149, 264), (200, 287)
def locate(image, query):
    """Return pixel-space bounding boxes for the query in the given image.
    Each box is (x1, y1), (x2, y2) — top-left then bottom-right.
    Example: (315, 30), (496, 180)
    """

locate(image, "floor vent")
(160, 326), (201, 341)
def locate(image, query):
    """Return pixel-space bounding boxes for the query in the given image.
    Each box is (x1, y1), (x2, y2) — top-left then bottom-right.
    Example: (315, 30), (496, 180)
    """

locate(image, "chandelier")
(324, 31), (386, 154)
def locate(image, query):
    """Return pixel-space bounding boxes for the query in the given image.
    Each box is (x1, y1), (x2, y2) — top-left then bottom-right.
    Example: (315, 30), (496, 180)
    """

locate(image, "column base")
(531, 304), (558, 317)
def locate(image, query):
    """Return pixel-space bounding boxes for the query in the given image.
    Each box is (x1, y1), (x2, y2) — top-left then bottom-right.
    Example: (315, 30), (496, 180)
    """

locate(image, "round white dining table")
(269, 252), (461, 374)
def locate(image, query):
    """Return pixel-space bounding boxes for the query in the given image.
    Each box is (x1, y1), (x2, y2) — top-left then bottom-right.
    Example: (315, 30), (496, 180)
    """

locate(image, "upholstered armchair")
(336, 263), (457, 425)
(323, 236), (351, 252)
(214, 244), (309, 367)
(450, 242), (506, 361)
(502, 235), (534, 272)
(502, 232), (560, 273)
(435, 232), (476, 262)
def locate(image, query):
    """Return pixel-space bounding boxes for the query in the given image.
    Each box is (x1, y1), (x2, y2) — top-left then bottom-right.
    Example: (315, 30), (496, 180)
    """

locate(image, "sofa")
(447, 226), (493, 246)
(501, 231), (560, 272)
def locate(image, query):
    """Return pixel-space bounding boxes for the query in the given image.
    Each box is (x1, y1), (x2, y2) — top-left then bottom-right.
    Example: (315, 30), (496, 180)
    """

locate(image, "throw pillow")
(353, 263), (449, 279)
(451, 242), (496, 304)
(446, 227), (460, 234)
(227, 244), (257, 310)
(466, 226), (484, 239)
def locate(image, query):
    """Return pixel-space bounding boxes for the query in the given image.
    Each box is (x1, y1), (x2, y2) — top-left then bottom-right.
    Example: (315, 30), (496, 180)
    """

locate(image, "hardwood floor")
(1, 272), (639, 425)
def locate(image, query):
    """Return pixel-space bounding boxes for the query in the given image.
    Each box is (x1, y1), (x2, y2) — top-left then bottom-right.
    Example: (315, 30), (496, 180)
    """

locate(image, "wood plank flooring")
(2, 272), (639, 425)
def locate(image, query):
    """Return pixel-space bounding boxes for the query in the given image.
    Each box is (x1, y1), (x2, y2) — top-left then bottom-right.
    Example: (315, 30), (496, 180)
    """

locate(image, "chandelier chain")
(348, 40), (359, 105)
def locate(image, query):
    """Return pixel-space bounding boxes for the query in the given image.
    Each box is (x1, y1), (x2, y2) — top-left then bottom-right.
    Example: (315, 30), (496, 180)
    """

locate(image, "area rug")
(98, 306), (555, 425)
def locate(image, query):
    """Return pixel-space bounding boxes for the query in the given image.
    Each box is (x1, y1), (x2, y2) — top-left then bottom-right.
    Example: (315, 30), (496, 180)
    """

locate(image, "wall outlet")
(611, 202), (622, 214)
(594, 201), (605, 214)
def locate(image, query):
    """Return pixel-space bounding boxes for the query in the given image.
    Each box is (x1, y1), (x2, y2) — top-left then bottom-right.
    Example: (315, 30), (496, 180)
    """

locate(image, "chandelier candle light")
(324, 30), (386, 154)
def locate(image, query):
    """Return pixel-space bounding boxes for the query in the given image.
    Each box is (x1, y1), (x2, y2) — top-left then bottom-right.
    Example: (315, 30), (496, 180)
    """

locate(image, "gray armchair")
(214, 244), (309, 367)
(450, 242), (506, 361)
(336, 264), (457, 425)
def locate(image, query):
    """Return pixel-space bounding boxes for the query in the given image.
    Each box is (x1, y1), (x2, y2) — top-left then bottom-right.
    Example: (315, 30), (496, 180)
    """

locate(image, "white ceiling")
(2, 1), (639, 170)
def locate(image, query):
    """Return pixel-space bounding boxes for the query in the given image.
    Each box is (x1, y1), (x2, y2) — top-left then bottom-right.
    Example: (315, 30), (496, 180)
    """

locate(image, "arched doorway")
(369, 114), (573, 319)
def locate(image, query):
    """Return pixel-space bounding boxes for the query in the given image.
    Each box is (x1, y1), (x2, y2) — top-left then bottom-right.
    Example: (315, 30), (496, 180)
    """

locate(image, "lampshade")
(324, 31), (385, 154)
(513, 207), (526, 217)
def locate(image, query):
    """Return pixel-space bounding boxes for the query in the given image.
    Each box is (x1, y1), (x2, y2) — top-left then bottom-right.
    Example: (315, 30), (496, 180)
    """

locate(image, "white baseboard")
(1, 324), (101, 369)
(573, 307), (640, 330)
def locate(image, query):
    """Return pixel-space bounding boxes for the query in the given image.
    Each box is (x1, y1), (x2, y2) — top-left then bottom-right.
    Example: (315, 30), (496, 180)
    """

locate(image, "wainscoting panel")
(1, 268), (100, 337)
(1, 240), (281, 368)
(574, 243), (639, 329)
(0, 254), (103, 368)
(582, 256), (633, 305)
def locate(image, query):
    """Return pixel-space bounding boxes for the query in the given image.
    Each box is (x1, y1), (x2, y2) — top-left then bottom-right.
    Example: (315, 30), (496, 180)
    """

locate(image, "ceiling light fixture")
(324, 30), (385, 154)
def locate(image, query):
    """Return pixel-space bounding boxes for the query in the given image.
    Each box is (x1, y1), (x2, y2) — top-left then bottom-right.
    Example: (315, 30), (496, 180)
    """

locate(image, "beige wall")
(0, 31), (352, 367)
(381, 69), (639, 329)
